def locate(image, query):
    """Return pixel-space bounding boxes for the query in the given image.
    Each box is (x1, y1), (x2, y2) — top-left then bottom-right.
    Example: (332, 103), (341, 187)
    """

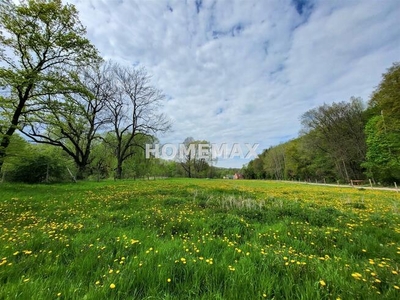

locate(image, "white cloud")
(67, 0), (400, 167)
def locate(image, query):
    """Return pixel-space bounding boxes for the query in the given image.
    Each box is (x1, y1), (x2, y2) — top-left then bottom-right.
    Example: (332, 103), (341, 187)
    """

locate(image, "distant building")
(233, 173), (244, 179)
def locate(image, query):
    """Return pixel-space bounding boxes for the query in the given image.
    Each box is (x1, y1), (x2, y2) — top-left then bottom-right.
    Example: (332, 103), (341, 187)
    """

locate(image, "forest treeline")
(243, 63), (400, 185)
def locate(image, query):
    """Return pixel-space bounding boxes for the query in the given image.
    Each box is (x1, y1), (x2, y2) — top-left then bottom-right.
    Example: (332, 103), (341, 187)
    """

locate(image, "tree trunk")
(115, 163), (123, 180)
(0, 85), (33, 172)
(0, 135), (12, 172)
(76, 164), (88, 180)
(342, 159), (350, 183)
(188, 163), (192, 178)
(0, 148), (6, 172)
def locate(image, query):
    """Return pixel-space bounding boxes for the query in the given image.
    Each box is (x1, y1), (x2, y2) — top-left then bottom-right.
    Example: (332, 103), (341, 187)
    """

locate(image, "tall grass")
(0, 179), (399, 299)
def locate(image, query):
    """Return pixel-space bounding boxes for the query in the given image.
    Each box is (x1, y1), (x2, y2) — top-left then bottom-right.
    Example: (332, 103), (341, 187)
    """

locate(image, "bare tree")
(179, 137), (195, 178)
(106, 63), (171, 179)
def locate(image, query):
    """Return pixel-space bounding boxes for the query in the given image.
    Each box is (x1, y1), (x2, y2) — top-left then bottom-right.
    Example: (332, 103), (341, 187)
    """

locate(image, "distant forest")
(243, 63), (400, 185)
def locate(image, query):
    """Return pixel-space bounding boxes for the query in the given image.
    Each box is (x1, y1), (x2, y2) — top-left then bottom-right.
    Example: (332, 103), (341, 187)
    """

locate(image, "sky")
(67, 0), (400, 168)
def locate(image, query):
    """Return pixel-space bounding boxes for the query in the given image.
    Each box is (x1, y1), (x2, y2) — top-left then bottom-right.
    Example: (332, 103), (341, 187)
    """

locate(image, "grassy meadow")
(0, 179), (399, 299)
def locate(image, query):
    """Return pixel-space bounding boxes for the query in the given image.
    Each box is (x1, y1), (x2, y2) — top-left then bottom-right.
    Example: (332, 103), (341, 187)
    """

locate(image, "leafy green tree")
(178, 137), (212, 178)
(243, 151), (266, 179)
(118, 134), (157, 179)
(296, 134), (337, 182)
(89, 138), (115, 181)
(301, 97), (366, 181)
(4, 142), (71, 183)
(0, 0), (99, 171)
(0, 133), (29, 181)
(263, 144), (286, 180)
(363, 63), (400, 182)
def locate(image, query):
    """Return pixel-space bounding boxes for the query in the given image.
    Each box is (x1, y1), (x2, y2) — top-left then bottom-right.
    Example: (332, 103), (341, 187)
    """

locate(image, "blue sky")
(68, 0), (400, 168)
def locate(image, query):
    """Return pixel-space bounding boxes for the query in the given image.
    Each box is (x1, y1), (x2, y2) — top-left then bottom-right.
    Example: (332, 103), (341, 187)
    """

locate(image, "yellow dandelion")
(319, 280), (326, 287)
(167, 278), (171, 282)
(394, 285), (399, 290)
(110, 283), (116, 289)
(57, 293), (61, 297)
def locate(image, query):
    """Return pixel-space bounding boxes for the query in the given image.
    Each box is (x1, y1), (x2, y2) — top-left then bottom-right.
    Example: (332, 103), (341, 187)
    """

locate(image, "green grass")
(0, 179), (399, 299)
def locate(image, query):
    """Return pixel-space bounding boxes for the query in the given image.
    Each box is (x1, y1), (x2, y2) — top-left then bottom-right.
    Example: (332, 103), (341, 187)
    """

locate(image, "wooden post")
(369, 179), (373, 189)
(395, 182), (398, 193)
(66, 167), (77, 183)
(323, 178), (326, 184)
(350, 179), (354, 187)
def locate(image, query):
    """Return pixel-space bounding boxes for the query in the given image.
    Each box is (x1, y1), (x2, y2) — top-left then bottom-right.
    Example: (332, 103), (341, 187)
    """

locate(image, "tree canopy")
(0, 0), (100, 169)
(244, 62), (400, 185)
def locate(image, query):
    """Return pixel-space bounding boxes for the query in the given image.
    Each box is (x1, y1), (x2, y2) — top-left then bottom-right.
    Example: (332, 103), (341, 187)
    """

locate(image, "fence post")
(369, 179), (373, 189)
(395, 182), (398, 193)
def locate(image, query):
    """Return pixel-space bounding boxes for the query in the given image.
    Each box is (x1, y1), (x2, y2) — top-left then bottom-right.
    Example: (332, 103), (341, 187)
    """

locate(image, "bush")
(6, 152), (67, 183)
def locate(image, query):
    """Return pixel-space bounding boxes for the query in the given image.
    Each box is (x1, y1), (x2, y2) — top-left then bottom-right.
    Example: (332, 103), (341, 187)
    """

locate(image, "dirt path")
(282, 181), (399, 192)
